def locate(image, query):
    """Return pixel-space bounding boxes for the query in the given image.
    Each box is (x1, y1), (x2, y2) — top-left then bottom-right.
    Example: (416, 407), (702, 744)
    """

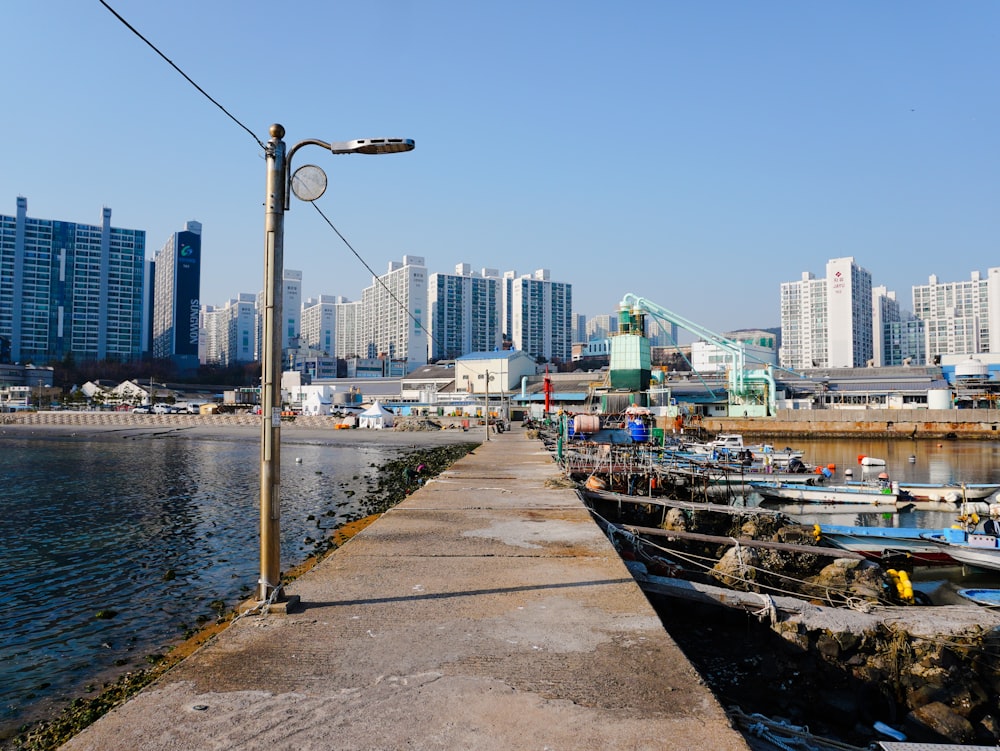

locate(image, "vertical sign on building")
(174, 230), (201, 358)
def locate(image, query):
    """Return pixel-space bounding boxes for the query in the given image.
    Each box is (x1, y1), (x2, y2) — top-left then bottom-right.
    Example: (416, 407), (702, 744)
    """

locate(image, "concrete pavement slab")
(60, 430), (748, 751)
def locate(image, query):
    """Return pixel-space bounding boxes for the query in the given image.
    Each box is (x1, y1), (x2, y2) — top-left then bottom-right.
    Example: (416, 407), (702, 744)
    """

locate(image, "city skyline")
(3, 193), (996, 368)
(3, 2), (997, 333)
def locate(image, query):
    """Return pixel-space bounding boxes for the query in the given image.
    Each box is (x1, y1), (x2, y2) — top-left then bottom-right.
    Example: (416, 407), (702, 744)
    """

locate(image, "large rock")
(907, 701), (975, 744)
(805, 558), (887, 603)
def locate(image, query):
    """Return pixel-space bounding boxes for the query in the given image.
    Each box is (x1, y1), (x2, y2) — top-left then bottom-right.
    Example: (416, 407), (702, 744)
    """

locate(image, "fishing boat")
(655, 459), (825, 500)
(749, 480), (900, 507)
(920, 528), (1000, 572)
(818, 524), (957, 565)
(682, 433), (805, 465)
(895, 481), (1000, 503)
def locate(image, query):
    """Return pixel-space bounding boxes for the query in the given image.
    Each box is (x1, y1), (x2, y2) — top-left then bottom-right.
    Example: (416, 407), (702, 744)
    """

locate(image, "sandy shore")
(0, 415), (482, 448)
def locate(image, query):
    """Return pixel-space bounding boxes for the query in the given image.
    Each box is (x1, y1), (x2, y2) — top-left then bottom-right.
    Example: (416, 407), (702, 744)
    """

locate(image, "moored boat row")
(558, 417), (1000, 516)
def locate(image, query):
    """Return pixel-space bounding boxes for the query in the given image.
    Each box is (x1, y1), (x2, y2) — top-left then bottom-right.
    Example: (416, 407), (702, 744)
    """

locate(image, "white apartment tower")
(282, 269), (302, 351)
(503, 269), (573, 362)
(333, 299), (363, 359)
(912, 269), (1000, 359)
(200, 304), (219, 365)
(359, 256), (428, 369)
(780, 257), (873, 369)
(300, 295), (345, 356)
(427, 263), (503, 360)
(780, 271), (827, 370)
(826, 257), (873, 368)
(204, 294), (256, 367)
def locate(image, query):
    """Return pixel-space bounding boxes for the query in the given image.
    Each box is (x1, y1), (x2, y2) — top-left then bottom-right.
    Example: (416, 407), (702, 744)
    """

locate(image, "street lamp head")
(330, 137), (415, 155)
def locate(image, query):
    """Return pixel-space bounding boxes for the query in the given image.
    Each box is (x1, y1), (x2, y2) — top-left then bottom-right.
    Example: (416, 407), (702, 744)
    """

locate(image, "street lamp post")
(479, 369), (495, 441)
(258, 123), (414, 603)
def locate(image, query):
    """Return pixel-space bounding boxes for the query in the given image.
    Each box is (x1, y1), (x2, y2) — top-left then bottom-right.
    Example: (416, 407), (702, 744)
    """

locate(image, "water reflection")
(789, 437), (1000, 486)
(0, 434), (399, 733)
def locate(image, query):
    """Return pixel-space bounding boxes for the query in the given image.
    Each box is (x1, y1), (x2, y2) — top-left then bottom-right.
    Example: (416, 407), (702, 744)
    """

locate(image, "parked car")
(132, 405), (151, 414)
(151, 403), (172, 414)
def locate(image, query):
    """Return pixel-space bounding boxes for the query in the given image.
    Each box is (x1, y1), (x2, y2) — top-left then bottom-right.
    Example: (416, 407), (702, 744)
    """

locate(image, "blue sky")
(4, 1), (998, 334)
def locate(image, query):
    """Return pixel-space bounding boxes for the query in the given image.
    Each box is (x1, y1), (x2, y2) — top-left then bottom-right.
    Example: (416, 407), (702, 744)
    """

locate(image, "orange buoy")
(827, 463), (836, 471)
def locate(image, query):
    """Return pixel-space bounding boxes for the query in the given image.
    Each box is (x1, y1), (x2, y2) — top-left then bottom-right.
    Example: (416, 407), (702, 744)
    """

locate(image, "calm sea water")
(0, 430), (413, 734)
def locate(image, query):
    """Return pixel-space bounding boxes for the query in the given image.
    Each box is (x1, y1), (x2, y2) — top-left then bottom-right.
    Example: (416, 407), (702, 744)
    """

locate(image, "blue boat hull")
(957, 588), (1000, 606)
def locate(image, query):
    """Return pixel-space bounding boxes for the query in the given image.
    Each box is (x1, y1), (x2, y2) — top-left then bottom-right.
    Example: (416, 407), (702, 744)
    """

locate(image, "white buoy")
(909, 455), (916, 463)
(295, 457), (303, 463)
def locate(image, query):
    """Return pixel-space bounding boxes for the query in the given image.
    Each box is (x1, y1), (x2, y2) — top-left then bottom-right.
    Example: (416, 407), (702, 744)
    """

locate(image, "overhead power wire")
(99, 0), (432, 361)
(97, 0), (265, 151)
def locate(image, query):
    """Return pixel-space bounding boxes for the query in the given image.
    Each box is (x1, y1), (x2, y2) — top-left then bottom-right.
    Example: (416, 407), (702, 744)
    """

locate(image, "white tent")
(358, 401), (395, 430)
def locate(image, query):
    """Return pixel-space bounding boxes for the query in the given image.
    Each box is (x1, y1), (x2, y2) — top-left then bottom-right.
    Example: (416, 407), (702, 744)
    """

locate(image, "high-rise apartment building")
(334, 299), (362, 360)
(0, 197), (145, 364)
(300, 295), (344, 355)
(826, 257), (873, 368)
(912, 269), (1000, 359)
(359, 256), (428, 369)
(503, 269), (572, 363)
(645, 318), (678, 347)
(780, 272), (824, 370)
(204, 257), (572, 372)
(282, 269), (302, 351)
(572, 313), (587, 343)
(872, 286), (901, 367)
(780, 257), (872, 370)
(586, 314), (617, 341)
(151, 220), (202, 372)
(200, 303), (218, 365)
(427, 264), (502, 361)
(202, 294), (256, 367)
(884, 317), (926, 367)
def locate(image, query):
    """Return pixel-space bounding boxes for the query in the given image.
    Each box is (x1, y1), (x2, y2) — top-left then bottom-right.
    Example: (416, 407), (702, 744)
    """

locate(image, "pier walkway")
(61, 428), (748, 751)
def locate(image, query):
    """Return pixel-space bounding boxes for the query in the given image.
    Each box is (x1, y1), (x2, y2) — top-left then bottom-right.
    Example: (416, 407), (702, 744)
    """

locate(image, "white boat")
(818, 525), (956, 565)
(897, 482), (1000, 503)
(750, 480), (900, 507)
(921, 529), (1000, 572)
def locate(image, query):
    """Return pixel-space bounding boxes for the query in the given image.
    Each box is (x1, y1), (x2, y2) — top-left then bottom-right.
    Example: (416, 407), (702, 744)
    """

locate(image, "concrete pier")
(60, 428), (748, 751)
